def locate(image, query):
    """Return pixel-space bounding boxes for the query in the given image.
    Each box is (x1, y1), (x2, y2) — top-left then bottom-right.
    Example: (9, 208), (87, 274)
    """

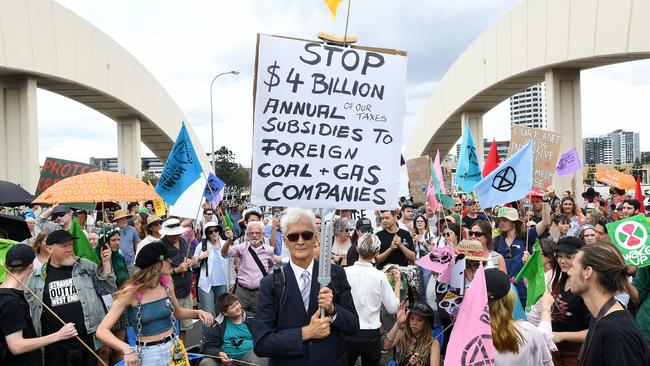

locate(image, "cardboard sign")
(251, 34), (407, 209)
(36, 157), (102, 196)
(507, 126), (561, 189)
(406, 156), (432, 204)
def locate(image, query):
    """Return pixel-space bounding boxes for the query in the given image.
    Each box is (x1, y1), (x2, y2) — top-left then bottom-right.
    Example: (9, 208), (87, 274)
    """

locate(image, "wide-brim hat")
(416, 245), (454, 273)
(146, 215), (162, 227)
(582, 187), (597, 199)
(112, 209), (132, 222)
(456, 240), (488, 261)
(409, 301), (435, 318)
(160, 218), (185, 236)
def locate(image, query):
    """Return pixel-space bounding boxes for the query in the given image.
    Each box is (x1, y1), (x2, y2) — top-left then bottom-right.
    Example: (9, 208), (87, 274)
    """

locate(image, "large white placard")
(251, 34), (407, 210)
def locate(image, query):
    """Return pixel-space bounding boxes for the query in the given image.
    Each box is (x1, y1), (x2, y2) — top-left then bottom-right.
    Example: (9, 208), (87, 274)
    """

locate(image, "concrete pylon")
(0, 76), (39, 193)
(117, 117), (142, 177)
(461, 111), (485, 168)
(545, 69), (584, 205)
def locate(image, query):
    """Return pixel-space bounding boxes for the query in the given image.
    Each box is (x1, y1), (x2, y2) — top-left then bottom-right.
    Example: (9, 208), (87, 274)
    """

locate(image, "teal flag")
(455, 123), (482, 193)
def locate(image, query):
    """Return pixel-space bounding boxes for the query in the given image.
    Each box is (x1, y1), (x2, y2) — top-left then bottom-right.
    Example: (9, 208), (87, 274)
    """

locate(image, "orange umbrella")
(33, 170), (162, 204)
(595, 169), (636, 190)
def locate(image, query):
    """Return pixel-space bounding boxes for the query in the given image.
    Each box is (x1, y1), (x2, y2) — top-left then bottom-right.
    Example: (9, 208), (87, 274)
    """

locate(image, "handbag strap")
(248, 245), (268, 277)
(577, 296), (617, 366)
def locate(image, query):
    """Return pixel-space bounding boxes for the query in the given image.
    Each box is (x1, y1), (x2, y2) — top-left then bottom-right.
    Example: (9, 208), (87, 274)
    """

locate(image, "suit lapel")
(284, 263), (308, 318)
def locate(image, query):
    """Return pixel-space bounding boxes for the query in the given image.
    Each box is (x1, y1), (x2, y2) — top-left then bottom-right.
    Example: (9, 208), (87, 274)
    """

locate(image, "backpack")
(271, 266), (341, 314)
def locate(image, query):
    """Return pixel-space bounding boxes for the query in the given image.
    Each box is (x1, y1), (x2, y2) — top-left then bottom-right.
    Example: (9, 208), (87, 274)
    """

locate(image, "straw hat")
(112, 209), (132, 222)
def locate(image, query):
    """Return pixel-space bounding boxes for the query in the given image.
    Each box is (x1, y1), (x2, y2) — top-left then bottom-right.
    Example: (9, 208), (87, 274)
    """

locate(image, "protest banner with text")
(507, 125), (561, 189)
(406, 156), (432, 204)
(251, 34), (407, 209)
(36, 157), (102, 196)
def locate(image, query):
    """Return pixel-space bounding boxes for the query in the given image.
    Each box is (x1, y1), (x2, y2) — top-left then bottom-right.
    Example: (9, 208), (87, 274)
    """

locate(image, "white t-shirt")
(494, 321), (553, 366)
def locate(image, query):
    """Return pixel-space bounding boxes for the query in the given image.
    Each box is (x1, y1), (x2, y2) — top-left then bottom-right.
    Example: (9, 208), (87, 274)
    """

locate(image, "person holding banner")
(0, 244), (78, 366)
(253, 208), (359, 366)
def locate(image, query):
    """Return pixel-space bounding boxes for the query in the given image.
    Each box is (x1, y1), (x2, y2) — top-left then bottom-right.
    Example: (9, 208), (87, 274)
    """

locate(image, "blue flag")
(455, 124), (482, 192)
(204, 173), (225, 202)
(155, 122), (203, 206)
(474, 141), (533, 208)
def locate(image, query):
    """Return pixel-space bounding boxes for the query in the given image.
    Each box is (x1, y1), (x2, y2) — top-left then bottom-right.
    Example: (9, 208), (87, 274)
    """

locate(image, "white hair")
(246, 220), (264, 232)
(357, 233), (381, 258)
(280, 208), (316, 233)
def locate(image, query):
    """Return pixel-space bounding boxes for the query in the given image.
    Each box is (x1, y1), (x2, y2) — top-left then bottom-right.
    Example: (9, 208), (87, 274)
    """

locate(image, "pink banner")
(446, 263), (495, 365)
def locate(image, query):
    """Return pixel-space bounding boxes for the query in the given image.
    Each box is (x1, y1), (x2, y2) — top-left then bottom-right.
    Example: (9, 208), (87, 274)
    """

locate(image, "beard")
(59, 255), (77, 267)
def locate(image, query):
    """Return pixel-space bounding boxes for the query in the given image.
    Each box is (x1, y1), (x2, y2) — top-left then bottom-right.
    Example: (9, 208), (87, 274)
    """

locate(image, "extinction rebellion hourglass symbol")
(491, 166), (517, 192)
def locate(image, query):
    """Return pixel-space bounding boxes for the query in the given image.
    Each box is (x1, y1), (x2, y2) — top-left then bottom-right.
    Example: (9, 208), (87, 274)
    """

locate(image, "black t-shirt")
(168, 237), (192, 298)
(376, 229), (414, 269)
(41, 263), (88, 346)
(551, 289), (591, 332)
(583, 310), (650, 366)
(0, 288), (41, 366)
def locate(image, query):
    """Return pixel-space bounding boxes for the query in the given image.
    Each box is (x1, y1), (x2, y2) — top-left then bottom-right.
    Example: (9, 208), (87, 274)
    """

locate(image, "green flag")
(70, 217), (100, 264)
(514, 240), (545, 311)
(224, 210), (234, 230)
(606, 214), (650, 268)
(0, 238), (17, 283)
(430, 163), (455, 209)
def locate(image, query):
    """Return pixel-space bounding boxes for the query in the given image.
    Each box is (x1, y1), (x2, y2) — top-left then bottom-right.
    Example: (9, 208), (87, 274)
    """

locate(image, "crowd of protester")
(1, 186), (650, 365)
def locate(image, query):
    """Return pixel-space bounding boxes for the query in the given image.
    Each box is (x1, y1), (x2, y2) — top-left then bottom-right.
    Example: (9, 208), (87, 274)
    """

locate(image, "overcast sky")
(41, 0), (650, 166)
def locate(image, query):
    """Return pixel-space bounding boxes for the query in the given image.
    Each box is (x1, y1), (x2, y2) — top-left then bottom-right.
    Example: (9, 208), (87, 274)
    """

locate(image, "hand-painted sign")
(36, 157), (102, 196)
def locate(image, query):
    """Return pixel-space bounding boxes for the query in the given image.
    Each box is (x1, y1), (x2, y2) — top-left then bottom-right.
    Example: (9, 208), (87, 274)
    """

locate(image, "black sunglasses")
(443, 232), (453, 237)
(206, 229), (218, 235)
(468, 231), (485, 238)
(51, 212), (66, 219)
(286, 231), (315, 242)
(204, 212), (214, 216)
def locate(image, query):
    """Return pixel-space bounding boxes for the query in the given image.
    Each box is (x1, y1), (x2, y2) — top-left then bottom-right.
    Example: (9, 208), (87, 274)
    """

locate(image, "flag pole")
(2, 263), (107, 366)
(342, 0), (353, 47)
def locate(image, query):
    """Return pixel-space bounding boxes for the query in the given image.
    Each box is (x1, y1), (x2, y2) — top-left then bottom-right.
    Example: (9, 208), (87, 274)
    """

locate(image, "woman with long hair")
(560, 196), (584, 237)
(31, 231), (49, 271)
(486, 268), (552, 365)
(412, 214), (434, 297)
(384, 302), (440, 366)
(549, 236), (589, 366)
(96, 241), (214, 366)
(95, 229), (130, 365)
(441, 222), (460, 248)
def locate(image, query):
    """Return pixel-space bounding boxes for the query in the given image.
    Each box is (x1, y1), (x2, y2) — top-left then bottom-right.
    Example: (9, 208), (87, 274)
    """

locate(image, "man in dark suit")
(254, 208), (359, 366)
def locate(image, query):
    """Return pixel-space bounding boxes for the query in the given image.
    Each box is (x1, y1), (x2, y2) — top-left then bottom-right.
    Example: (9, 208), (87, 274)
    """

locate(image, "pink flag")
(446, 263), (495, 365)
(433, 150), (446, 194)
(427, 178), (439, 210)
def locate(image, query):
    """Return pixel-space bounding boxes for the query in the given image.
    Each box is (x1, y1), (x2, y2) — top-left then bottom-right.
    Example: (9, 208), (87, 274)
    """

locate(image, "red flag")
(635, 175), (645, 213)
(483, 138), (500, 177)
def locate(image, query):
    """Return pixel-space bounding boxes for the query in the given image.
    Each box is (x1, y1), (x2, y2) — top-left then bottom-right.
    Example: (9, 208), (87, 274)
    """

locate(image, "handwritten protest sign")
(36, 157), (101, 196)
(406, 156), (432, 204)
(507, 125), (561, 189)
(251, 34), (407, 209)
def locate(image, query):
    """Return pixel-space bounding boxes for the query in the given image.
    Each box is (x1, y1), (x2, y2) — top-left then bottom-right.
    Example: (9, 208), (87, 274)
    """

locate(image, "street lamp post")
(210, 70), (239, 170)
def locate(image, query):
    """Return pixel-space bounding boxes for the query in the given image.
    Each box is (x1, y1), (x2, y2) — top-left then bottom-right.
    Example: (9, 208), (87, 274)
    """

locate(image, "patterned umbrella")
(33, 170), (162, 204)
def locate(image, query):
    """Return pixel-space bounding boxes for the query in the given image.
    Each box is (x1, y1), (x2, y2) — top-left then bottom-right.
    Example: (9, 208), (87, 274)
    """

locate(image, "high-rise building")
(608, 129), (640, 163)
(583, 137), (613, 165)
(482, 139), (509, 161)
(510, 83), (547, 129)
(583, 129), (640, 164)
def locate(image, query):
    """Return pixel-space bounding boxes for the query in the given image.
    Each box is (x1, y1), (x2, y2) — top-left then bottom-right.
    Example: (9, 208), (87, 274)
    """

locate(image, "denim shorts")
(138, 338), (174, 365)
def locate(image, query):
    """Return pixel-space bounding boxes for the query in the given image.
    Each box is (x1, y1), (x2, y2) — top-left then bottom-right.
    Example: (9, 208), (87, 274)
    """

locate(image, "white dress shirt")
(289, 259), (315, 290)
(345, 261), (399, 329)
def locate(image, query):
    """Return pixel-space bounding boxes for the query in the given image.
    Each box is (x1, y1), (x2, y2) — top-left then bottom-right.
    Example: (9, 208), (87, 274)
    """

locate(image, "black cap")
(51, 205), (70, 215)
(409, 301), (435, 318)
(5, 244), (35, 268)
(485, 268), (510, 301)
(356, 217), (373, 232)
(46, 230), (78, 245)
(135, 240), (178, 268)
(554, 236), (584, 254)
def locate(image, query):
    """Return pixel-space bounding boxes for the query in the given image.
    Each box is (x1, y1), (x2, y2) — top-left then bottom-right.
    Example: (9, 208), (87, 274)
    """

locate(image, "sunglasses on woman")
(443, 232), (453, 237)
(286, 231), (315, 242)
(206, 229), (219, 235)
(468, 231), (485, 238)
